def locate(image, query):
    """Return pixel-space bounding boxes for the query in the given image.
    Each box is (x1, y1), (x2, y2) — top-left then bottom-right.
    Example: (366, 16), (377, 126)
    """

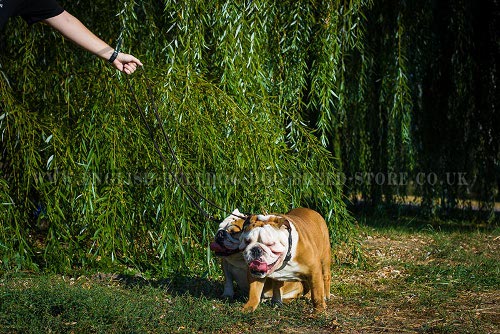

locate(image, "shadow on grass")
(96, 272), (245, 301)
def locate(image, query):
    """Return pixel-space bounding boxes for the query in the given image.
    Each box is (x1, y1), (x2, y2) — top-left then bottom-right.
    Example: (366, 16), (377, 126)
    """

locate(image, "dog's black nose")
(216, 230), (227, 243)
(250, 246), (262, 258)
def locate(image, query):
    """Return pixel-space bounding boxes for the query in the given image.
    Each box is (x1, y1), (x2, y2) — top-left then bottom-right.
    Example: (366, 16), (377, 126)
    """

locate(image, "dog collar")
(276, 222), (292, 272)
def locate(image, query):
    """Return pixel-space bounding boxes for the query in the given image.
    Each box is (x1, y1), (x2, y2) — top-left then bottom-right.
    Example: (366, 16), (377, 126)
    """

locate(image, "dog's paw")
(241, 303), (258, 313)
(312, 302), (327, 314)
(270, 298), (283, 307)
(221, 293), (234, 300)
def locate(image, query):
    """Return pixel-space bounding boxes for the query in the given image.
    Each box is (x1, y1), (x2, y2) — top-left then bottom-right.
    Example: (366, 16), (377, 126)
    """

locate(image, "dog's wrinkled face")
(210, 209), (245, 256)
(240, 214), (290, 278)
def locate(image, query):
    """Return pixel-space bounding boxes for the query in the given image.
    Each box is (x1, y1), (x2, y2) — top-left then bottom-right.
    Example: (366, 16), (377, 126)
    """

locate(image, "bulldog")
(210, 209), (248, 299)
(210, 209), (305, 303)
(240, 207), (331, 313)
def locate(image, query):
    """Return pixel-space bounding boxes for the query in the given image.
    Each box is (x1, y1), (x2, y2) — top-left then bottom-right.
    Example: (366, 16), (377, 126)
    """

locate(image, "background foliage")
(342, 0), (499, 219)
(1, 0), (498, 273)
(0, 0), (354, 273)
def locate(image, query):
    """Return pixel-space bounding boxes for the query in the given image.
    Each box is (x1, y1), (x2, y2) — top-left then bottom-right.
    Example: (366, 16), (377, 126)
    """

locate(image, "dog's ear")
(273, 217), (291, 230)
(227, 219), (245, 234)
(242, 215), (258, 231)
(259, 215), (290, 230)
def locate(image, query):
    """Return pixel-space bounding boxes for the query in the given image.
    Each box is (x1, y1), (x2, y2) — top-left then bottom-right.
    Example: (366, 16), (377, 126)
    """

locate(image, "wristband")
(108, 49), (119, 63)
(109, 28), (124, 64)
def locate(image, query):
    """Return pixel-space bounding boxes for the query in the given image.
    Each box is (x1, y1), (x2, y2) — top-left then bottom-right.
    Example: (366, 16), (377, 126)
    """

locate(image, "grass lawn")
(1, 217), (498, 333)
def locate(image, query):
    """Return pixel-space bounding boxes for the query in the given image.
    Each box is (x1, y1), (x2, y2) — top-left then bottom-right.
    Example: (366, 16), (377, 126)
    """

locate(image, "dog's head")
(239, 214), (291, 278)
(210, 209), (246, 257)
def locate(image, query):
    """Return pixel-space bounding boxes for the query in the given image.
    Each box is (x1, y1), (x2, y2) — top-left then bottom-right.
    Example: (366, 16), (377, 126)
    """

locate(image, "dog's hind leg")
(322, 256), (332, 300)
(310, 268), (327, 312)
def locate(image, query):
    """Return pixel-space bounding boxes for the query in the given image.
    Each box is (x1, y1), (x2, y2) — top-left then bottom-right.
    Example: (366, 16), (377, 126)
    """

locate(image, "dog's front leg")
(242, 272), (266, 312)
(271, 280), (284, 305)
(221, 260), (234, 299)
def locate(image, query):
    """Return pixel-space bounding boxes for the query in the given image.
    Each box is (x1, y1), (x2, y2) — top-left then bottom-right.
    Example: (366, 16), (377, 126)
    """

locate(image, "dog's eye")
(244, 238), (251, 244)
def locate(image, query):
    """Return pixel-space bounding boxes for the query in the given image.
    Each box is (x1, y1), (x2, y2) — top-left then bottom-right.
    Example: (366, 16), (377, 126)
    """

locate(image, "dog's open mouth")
(210, 241), (239, 257)
(249, 257), (280, 277)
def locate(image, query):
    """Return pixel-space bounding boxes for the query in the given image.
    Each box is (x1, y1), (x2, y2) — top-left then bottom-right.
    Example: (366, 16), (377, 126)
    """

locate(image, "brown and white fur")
(210, 209), (305, 303)
(240, 208), (331, 313)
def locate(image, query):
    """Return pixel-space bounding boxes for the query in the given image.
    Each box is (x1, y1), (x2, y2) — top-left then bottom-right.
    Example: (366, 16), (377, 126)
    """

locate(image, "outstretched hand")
(111, 53), (143, 75)
(44, 11), (143, 75)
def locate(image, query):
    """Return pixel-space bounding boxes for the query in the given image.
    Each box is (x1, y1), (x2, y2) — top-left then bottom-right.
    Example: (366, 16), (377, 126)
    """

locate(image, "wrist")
(108, 49), (119, 63)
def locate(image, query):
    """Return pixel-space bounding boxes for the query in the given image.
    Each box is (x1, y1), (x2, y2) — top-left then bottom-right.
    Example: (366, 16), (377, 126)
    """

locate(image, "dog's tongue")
(210, 242), (225, 253)
(249, 260), (268, 272)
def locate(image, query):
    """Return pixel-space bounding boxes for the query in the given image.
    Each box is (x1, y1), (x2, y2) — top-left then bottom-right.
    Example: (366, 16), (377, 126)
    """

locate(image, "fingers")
(115, 53), (143, 74)
(123, 62), (137, 75)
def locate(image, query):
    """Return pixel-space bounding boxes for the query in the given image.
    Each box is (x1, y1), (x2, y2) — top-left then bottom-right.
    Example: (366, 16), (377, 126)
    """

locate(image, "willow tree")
(334, 0), (498, 218)
(2, 0), (497, 274)
(409, 0), (499, 218)
(0, 0), (358, 273)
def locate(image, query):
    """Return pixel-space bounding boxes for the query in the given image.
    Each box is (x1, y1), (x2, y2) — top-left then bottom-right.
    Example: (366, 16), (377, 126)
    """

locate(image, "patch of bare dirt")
(326, 231), (500, 333)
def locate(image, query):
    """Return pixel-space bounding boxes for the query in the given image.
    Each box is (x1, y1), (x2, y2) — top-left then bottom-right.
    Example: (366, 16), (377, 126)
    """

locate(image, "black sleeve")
(18, 0), (64, 25)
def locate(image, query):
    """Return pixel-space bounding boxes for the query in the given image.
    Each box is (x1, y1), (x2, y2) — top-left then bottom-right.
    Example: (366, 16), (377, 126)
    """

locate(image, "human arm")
(43, 10), (143, 74)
